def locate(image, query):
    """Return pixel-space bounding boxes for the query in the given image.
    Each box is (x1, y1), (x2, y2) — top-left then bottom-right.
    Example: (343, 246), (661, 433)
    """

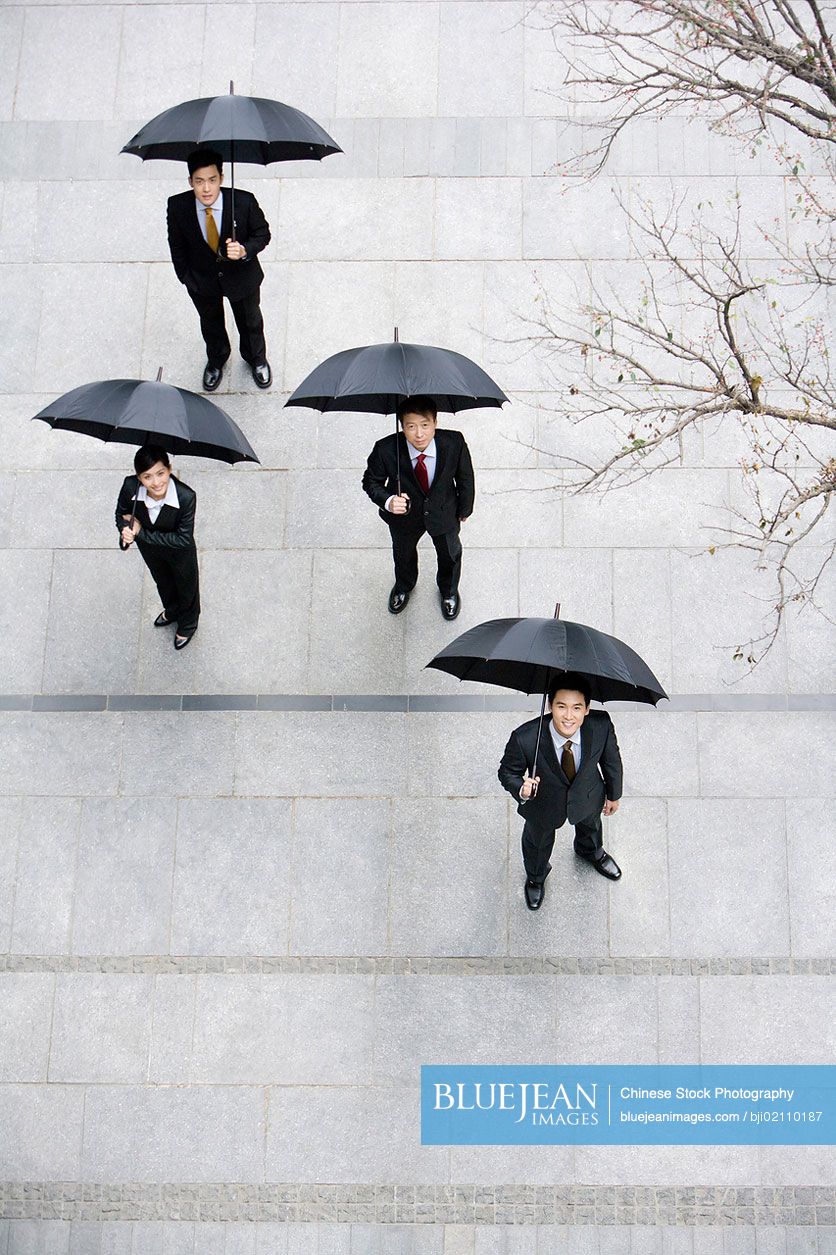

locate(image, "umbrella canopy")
(122, 92), (341, 165)
(427, 616), (667, 705)
(33, 377), (259, 465)
(286, 339), (509, 415)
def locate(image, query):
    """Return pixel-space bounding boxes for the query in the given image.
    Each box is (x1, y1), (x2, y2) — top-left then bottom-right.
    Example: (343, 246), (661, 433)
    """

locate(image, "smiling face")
(400, 410), (437, 451)
(138, 461), (171, 500)
(189, 163), (223, 206)
(550, 688), (589, 738)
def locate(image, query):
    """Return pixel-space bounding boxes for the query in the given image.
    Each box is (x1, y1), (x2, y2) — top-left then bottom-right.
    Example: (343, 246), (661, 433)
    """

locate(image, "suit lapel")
(537, 718), (570, 784)
(154, 503), (178, 529)
(183, 196), (207, 254)
(219, 190), (234, 252)
(397, 433), (425, 496)
(429, 430), (446, 491)
(579, 717), (594, 774)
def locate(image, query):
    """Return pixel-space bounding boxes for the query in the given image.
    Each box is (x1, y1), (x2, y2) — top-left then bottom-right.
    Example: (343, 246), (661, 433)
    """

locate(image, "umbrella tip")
(156, 367), (163, 382)
(229, 79), (235, 94)
(553, 602), (561, 619)
(393, 326), (399, 342)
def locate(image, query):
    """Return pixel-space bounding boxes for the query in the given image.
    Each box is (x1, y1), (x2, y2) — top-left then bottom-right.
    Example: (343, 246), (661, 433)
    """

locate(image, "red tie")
(414, 453), (429, 494)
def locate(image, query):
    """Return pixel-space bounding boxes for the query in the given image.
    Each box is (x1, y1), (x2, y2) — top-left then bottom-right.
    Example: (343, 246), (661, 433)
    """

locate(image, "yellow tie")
(205, 206), (219, 252)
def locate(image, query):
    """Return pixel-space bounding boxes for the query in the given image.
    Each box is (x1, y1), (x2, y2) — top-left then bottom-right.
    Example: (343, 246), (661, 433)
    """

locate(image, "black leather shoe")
(592, 851), (621, 880)
(441, 592), (461, 620)
(203, 364), (222, 392)
(253, 361), (272, 389)
(174, 631), (195, 651)
(388, 587), (410, 614)
(153, 611), (172, 628)
(524, 879), (544, 911)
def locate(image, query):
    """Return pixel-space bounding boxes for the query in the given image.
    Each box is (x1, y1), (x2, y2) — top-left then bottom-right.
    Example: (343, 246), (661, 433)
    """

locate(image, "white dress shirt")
(386, 437), (437, 512)
(550, 722), (581, 774)
(195, 191), (223, 247)
(138, 477), (179, 524)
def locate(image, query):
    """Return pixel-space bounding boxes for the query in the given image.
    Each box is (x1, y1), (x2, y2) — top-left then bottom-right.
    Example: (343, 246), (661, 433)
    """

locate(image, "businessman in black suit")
(362, 397), (475, 619)
(498, 674), (623, 910)
(167, 148), (272, 392)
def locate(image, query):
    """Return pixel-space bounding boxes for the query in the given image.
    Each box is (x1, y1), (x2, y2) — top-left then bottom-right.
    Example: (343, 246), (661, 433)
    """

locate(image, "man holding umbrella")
(362, 395), (475, 619)
(498, 673), (623, 911)
(287, 334), (505, 620)
(430, 611), (663, 911)
(167, 148), (272, 392)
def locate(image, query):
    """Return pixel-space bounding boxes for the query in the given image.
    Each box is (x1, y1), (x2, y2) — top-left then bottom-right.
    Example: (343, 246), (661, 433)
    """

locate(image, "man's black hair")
(548, 673), (591, 706)
(187, 148), (224, 177)
(397, 395), (438, 424)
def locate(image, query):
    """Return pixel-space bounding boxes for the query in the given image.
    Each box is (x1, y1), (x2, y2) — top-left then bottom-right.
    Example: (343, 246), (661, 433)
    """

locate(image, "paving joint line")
(1, 1183), (832, 1226)
(0, 955), (831, 975)
(1, 693), (834, 712)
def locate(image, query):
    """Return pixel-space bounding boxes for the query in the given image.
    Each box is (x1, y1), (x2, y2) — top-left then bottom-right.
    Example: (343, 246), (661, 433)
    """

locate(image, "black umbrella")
(287, 328), (508, 495)
(427, 604), (666, 791)
(122, 82), (342, 239)
(33, 369), (259, 538)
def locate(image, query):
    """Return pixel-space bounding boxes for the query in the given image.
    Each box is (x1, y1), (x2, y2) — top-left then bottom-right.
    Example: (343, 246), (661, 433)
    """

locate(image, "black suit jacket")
(498, 711), (623, 830)
(361, 429), (475, 537)
(115, 475), (197, 555)
(166, 188), (270, 302)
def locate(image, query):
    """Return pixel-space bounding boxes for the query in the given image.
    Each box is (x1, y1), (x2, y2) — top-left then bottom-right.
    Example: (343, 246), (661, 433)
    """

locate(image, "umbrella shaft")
(531, 688), (548, 792)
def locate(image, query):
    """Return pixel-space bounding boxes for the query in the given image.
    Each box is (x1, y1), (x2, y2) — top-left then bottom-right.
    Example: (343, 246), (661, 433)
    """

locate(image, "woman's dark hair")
(134, 445), (172, 476)
(397, 395), (438, 424)
(548, 672), (591, 706)
(188, 147), (223, 176)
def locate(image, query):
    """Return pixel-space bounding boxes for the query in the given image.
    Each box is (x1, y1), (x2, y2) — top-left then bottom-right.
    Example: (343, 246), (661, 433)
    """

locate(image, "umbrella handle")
(120, 489), (140, 552)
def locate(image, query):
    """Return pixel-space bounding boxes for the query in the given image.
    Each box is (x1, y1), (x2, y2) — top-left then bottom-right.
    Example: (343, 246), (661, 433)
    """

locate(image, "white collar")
(406, 437), (436, 461)
(138, 477), (179, 509)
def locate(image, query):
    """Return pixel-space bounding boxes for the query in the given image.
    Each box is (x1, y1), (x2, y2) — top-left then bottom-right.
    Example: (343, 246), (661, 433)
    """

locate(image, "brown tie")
(561, 740), (576, 782)
(205, 206), (219, 252)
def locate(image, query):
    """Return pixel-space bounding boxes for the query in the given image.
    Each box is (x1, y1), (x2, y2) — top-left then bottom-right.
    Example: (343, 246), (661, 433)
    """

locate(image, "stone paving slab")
(0, 730), (833, 961)
(0, 708), (830, 806)
(1, 1220), (833, 1252)
(0, 532), (820, 697)
(0, 972), (832, 1112)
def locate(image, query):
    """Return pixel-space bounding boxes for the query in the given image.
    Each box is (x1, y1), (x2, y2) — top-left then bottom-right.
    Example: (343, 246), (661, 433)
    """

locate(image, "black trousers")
(389, 520), (462, 597)
(188, 288), (267, 368)
(139, 543), (200, 635)
(521, 814), (604, 883)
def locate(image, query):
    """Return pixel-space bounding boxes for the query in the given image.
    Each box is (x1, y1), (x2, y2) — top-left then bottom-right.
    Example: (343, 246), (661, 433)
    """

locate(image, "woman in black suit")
(116, 445), (200, 650)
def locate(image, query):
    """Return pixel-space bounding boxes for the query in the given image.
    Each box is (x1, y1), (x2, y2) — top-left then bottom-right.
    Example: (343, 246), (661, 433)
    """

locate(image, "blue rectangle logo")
(421, 1065), (836, 1145)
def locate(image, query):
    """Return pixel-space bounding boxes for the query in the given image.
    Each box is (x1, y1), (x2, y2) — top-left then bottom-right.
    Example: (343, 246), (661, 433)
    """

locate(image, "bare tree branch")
(516, 1), (835, 667)
(530, 0), (836, 175)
